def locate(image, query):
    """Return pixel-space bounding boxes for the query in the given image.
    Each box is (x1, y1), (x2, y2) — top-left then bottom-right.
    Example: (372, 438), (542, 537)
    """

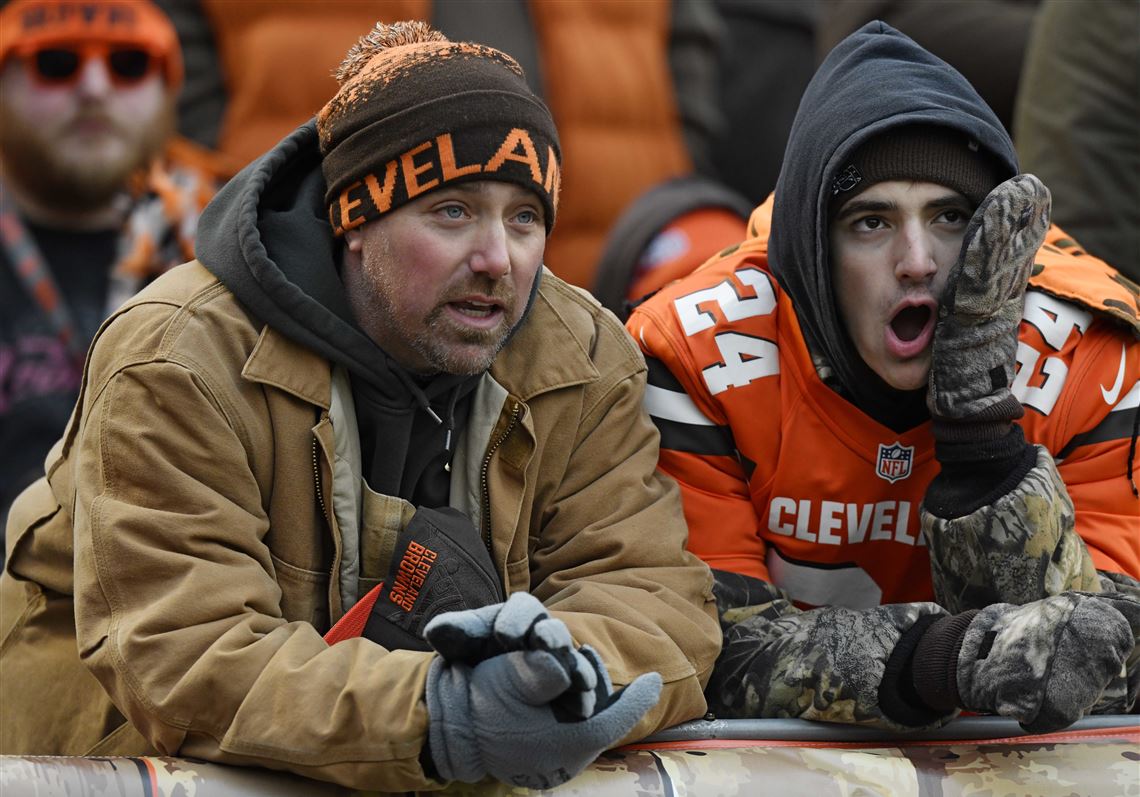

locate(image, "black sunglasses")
(27, 45), (156, 87)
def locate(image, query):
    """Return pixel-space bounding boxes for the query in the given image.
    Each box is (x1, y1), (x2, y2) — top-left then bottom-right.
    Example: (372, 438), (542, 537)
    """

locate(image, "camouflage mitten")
(908, 593), (1133, 733)
(1086, 586), (1140, 714)
(925, 174), (1051, 520)
(920, 447), (1098, 613)
(928, 173), (1050, 422)
(707, 593), (954, 729)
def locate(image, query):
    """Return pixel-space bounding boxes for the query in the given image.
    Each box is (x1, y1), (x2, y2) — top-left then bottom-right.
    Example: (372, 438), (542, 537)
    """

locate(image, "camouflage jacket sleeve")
(705, 570), (954, 732)
(920, 445), (1100, 615)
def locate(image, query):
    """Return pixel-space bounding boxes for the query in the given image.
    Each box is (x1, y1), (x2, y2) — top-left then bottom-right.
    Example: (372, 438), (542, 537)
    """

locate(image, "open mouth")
(450, 300), (499, 318)
(890, 305), (932, 343)
(884, 301), (937, 359)
(444, 297), (510, 331)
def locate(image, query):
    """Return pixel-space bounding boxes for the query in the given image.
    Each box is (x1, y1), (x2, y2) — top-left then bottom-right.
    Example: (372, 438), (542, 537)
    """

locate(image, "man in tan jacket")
(0, 21), (720, 792)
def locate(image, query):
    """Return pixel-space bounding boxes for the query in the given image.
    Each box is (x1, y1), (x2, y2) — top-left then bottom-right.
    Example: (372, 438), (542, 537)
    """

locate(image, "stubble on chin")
(418, 309), (514, 375)
(352, 228), (529, 376)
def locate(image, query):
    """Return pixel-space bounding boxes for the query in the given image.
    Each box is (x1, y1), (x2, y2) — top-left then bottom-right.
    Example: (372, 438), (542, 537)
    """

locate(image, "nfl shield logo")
(876, 442), (914, 483)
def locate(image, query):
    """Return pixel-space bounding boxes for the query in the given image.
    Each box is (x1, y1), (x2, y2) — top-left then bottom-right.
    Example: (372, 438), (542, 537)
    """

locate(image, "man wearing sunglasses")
(0, 0), (216, 543)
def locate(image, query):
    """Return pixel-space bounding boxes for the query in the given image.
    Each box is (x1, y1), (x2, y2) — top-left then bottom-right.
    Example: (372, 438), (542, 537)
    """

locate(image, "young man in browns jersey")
(628, 21), (1139, 732)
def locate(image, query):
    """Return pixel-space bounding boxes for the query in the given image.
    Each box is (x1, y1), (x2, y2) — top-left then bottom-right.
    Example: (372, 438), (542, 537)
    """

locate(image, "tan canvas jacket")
(0, 261), (719, 791)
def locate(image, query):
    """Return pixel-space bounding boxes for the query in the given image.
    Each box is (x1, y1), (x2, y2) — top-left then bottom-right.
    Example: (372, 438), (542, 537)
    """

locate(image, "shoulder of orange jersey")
(1032, 227), (1139, 336)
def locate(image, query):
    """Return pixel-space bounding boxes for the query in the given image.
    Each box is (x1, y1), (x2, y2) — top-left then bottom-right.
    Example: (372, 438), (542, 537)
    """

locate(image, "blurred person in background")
(1014, 0), (1139, 282)
(0, 0), (216, 542)
(594, 0), (819, 318)
(815, 0), (1039, 135)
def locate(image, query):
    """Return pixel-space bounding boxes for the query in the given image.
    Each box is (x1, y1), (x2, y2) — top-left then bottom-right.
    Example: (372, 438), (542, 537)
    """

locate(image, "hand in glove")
(910, 592), (1134, 733)
(923, 174), (1051, 521)
(928, 173), (1051, 423)
(425, 648), (662, 788)
(364, 506), (503, 652)
(425, 591), (602, 719)
(1084, 589), (1140, 714)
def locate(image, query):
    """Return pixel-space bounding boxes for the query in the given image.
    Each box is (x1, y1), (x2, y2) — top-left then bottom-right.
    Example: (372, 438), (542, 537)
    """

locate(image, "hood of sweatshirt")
(195, 120), (456, 397)
(194, 120), (538, 503)
(768, 21), (1018, 430)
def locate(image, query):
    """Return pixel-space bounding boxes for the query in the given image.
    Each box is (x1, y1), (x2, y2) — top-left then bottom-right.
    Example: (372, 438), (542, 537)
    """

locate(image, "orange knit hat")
(0, 0), (182, 88)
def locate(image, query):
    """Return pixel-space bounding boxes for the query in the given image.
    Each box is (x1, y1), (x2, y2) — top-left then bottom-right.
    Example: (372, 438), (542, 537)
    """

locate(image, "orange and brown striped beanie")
(317, 21), (560, 237)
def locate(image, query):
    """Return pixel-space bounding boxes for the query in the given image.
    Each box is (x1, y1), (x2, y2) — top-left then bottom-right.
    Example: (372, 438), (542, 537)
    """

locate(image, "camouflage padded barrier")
(921, 446), (1099, 614)
(3, 721), (1138, 796)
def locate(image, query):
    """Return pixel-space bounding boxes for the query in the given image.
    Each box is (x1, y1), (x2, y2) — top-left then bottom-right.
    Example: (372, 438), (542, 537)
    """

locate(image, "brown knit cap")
(830, 125), (1002, 213)
(317, 21), (560, 236)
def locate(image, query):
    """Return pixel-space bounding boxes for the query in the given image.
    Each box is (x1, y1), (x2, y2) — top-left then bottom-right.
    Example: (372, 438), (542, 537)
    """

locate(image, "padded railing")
(3, 716), (1137, 796)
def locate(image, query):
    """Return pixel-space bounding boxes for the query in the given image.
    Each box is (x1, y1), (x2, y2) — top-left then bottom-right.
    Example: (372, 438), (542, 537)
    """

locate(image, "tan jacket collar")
(490, 278), (600, 400)
(242, 324), (333, 409)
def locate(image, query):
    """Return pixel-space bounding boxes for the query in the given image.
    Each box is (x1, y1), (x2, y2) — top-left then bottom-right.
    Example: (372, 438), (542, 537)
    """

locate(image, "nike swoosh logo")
(1100, 343), (1127, 405)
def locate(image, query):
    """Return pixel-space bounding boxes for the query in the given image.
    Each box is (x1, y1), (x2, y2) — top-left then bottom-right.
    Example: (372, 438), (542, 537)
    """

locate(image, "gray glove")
(956, 593), (1133, 733)
(928, 173), (1051, 421)
(425, 591), (565, 661)
(425, 649), (662, 788)
(424, 591), (601, 718)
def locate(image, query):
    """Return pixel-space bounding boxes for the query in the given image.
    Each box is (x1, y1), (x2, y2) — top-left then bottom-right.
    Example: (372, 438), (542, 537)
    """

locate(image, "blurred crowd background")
(5, 0), (1138, 313)
(149, 0), (1138, 293)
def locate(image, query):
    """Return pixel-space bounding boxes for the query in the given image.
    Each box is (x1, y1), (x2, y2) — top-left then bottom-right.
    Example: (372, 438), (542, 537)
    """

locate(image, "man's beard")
(0, 101), (173, 214)
(382, 278), (518, 376)
(353, 232), (525, 376)
(415, 294), (517, 375)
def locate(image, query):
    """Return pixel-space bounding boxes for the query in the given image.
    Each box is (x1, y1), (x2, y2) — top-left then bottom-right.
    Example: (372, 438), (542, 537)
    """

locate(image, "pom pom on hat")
(318, 21), (561, 236)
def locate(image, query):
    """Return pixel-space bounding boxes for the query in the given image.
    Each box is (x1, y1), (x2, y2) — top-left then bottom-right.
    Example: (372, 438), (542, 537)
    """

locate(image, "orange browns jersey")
(627, 208), (1140, 609)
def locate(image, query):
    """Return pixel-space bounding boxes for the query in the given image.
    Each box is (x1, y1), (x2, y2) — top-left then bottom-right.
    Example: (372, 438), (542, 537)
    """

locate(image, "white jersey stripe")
(767, 549), (883, 610)
(644, 384), (717, 426)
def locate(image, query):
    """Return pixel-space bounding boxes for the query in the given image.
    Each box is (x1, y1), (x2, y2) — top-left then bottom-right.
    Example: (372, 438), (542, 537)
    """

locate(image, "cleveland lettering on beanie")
(317, 21), (561, 236)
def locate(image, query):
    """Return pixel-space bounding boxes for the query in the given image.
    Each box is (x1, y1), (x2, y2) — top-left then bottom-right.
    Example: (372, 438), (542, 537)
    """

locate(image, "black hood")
(195, 120), (427, 394)
(194, 120), (543, 505)
(768, 21), (1018, 430)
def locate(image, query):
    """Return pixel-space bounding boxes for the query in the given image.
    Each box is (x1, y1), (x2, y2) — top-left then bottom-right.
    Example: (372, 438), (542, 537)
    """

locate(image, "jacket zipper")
(313, 425), (344, 621)
(312, 435), (327, 519)
(480, 401), (521, 554)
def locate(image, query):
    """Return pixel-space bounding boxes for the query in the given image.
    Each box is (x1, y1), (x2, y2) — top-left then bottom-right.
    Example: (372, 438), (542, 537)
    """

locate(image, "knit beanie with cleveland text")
(317, 21), (561, 237)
